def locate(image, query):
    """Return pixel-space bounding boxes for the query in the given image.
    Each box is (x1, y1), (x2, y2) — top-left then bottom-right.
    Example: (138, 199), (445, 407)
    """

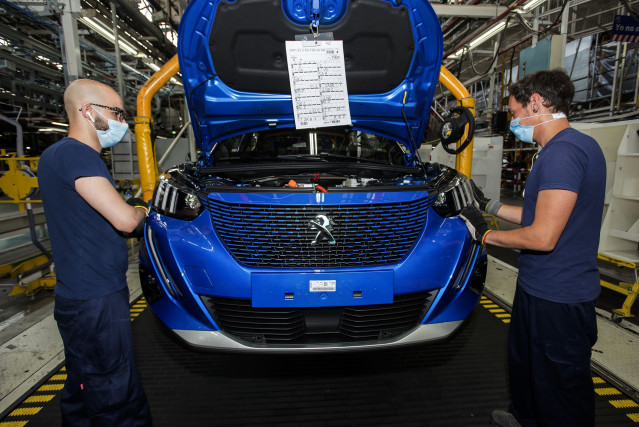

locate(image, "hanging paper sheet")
(286, 39), (352, 129)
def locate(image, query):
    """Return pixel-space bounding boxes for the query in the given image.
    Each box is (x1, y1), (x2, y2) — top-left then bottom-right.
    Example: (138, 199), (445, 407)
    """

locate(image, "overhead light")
(80, 17), (140, 56)
(52, 122), (68, 127)
(522, 0), (546, 12)
(147, 63), (161, 72)
(469, 21), (506, 50)
(38, 128), (68, 133)
(453, 21), (507, 57)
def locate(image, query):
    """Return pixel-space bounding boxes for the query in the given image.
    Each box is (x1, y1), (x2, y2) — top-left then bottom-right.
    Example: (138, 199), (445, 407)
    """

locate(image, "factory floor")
(0, 197), (638, 425)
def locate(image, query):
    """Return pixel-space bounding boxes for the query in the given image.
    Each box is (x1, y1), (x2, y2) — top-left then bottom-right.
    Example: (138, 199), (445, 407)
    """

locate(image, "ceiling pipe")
(442, 0), (482, 37)
(109, 0), (176, 57)
(445, 0), (529, 60)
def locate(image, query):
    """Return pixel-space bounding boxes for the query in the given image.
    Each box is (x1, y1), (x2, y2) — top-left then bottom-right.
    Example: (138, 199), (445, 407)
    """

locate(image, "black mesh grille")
(201, 291), (434, 345)
(205, 196), (434, 268)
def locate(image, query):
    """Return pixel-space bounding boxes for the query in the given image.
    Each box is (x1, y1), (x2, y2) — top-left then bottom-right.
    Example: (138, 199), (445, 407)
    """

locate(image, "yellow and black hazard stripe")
(480, 295), (511, 323)
(480, 294), (639, 424)
(592, 376), (639, 423)
(0, 297), (148, 427)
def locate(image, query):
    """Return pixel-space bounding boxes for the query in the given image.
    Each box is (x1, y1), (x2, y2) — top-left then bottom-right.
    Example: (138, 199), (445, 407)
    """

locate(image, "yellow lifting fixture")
(5, 253), (56, 297)
(0, 150), (41, 211)
(0, 148), (55, 296)
(598, 253), (639, 322)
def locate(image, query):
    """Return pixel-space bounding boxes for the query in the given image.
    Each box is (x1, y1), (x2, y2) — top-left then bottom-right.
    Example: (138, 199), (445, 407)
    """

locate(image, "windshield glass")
(211, 129), (407, 165)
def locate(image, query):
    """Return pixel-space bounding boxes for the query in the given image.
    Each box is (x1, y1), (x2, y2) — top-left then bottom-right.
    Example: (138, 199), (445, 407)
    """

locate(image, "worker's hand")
(126, 197), (149, 216)
(459, 206), (491, 244)
(470, 179), (502, 216)
(125, 197), (148, 239)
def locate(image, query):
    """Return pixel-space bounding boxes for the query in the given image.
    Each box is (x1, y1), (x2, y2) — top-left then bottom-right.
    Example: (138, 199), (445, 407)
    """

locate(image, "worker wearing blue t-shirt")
(460, 69), (605, 427)
(38, 79), (152, 426)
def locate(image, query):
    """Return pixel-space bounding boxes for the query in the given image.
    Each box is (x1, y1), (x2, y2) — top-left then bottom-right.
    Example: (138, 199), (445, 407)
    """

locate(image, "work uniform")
(39, 137), (151, 426)
(510, 127), (605, 426)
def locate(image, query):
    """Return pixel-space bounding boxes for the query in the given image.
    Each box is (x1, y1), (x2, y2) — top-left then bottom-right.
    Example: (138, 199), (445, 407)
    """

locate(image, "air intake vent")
(202, 291), (435, 345)
(205, 196), (434, 268)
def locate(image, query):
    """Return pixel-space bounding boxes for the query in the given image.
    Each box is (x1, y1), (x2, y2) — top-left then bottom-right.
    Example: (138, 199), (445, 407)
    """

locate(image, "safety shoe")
(491, 410), (522, 427)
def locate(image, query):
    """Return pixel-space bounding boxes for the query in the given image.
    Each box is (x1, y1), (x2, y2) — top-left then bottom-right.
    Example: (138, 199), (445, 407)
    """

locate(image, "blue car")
(139, 0), (487, 351)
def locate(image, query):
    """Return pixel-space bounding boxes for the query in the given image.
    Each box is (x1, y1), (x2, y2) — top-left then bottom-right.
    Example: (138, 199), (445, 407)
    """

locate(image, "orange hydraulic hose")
(135, 54), (180, 202)
(438, 66), (475, 178)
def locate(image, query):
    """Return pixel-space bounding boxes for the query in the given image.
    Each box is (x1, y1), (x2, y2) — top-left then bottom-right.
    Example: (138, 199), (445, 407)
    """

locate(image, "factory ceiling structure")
(1, 0), (639, 147)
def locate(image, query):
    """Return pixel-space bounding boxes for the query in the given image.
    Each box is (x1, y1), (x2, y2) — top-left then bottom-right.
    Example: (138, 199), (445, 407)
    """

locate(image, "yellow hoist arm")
(135, 60), (474, 198)
(438, 66), (476, 178)
(135, 54), (180, 202)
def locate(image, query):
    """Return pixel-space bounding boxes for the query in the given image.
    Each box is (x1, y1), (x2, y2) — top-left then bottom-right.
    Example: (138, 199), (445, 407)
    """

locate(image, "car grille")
(205, 196), (434, 268)
(201, 291), (435, 345)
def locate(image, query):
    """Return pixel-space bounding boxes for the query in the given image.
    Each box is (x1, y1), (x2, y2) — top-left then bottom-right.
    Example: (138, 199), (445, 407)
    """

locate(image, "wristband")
(134, 205), (150, 216)
(482, 229), (493, 245)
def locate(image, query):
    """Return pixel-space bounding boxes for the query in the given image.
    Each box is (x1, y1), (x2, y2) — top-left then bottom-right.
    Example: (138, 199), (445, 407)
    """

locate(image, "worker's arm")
(470, 179), (522, 224)
(484, 189), (577, 251)
(75, 176), (146, 233)
(494, 204), (523, 225)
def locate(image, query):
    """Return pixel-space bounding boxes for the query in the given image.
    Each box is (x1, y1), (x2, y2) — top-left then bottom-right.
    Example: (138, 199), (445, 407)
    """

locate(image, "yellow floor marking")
(502, 319), (511, 324)
(595, 387), (622, 396)
(130, 309), (144, 313)
(132, 305), (146, 309)
(24, 394), (55, 403)
(38, 383), (64, 391)
(495, 313), (511, 318)
(609, 399), (639, 409)
(0, 421), (28, 427)
(482, 304), (499, 308)
(627, 413), (639, 422)
(49, 374), (66, 381)
(9, 407), (42, 416)
(489, 308), (506, 313)
(592, 377), (606, 384)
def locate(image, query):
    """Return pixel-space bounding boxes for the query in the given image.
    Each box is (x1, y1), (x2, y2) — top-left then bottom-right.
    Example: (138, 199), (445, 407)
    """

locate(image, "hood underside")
(177, 0), (443, 152)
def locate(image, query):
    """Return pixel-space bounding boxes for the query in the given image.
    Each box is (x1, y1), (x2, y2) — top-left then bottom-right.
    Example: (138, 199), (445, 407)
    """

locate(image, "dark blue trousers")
(508, 286), (597, 427)
(54, 288), (152, 427)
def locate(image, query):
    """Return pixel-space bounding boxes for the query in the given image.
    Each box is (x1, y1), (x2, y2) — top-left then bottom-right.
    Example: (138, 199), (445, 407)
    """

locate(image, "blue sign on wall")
(611, 14), (639, 43)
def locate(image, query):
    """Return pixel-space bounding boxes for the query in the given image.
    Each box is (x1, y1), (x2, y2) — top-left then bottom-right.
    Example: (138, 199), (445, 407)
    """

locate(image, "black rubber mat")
(14, 299), (636, 426)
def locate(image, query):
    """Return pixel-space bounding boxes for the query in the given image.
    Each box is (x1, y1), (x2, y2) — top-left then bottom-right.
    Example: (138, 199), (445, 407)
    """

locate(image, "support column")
(559, 1), (570, 69)
(111, 2), (125, 101)
(59, 0), (82, 83)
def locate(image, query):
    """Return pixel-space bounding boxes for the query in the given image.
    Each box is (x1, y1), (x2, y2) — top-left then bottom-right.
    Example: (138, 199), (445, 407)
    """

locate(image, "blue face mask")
(509, 112), (566, 143)
(89, 109), (129, 148)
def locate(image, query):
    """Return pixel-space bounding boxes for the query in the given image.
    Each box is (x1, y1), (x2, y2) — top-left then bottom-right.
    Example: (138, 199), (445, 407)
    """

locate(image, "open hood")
(177, 0), (443, 153)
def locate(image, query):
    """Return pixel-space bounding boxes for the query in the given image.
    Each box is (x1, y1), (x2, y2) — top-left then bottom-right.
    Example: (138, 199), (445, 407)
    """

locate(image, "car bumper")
(170, 319), (464, 352)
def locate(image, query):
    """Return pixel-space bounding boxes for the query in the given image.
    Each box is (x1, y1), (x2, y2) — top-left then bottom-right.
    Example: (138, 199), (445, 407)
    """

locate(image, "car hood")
(177, 0), (443, 153)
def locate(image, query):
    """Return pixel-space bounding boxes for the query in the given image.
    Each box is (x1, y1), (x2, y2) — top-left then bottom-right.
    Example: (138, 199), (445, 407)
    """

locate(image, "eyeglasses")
(80, 103), (126, 122)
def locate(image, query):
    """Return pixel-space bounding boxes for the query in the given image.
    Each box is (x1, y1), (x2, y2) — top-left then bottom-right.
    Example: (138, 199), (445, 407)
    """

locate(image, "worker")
(38, 79), (152, 426)
(460, 69), (605, 427)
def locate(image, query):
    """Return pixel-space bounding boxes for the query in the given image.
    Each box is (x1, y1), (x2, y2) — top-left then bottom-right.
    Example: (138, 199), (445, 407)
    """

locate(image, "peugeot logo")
(309, 214), (336, 245)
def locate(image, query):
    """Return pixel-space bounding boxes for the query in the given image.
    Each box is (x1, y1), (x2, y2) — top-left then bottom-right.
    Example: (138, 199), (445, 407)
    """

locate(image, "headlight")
(432, 173), (476, 218)
(151, 175), (204, 220)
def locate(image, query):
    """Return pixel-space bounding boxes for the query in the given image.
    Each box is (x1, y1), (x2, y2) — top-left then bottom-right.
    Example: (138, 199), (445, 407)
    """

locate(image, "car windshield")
(210, 129), (407, 165)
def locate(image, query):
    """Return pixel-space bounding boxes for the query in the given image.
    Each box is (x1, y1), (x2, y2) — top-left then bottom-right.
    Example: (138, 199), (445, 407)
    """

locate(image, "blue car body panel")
(140, 0), (486, 351)
(177, 0), (443, 151)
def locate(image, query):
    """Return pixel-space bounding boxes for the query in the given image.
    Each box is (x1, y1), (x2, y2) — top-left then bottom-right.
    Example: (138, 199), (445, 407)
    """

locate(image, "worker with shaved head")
(38, 79), (152, 426)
